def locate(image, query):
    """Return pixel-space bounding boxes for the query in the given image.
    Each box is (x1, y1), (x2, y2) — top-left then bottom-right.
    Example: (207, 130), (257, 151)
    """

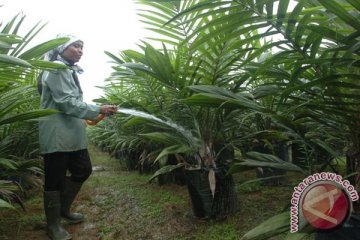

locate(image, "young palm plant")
(94, 0), (268, 218)
(0, 13), (70, 210)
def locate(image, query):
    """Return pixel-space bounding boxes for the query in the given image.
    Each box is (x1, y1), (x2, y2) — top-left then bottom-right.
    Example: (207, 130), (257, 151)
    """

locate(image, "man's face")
(61, 41), (84, 63)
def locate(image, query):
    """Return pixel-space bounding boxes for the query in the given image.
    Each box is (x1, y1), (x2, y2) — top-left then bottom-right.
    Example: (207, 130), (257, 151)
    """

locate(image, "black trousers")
(43, 149), (92, 191)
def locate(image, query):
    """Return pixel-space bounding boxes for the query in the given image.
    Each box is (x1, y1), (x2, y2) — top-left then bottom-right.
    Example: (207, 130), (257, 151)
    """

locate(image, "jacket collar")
(58, 56), (84, 74)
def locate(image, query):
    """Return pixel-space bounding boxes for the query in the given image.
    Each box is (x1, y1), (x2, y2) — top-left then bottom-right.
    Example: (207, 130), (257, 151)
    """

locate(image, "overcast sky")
(1, 0), (148, 103)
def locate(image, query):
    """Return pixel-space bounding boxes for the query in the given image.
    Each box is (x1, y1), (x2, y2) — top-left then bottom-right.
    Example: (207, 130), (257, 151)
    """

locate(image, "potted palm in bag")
(112, 104), (239, 219)
(140, 106), (239, 219)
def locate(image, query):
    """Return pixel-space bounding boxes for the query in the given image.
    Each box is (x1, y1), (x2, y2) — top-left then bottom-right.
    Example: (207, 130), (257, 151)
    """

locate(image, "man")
(39, 34), (116, 240)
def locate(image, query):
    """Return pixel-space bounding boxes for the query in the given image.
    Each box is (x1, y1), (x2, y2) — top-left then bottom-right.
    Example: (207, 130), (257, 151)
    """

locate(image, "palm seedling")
(0, 12), (73, 210)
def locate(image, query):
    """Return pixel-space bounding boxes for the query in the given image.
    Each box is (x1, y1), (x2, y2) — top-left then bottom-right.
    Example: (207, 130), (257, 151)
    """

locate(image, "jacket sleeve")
(44, 68), (101, 120)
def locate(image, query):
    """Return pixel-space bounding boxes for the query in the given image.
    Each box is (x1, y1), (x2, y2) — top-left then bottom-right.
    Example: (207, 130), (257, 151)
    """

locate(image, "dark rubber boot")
(44, 191), (72, 240)
(60, 177), (85, 224)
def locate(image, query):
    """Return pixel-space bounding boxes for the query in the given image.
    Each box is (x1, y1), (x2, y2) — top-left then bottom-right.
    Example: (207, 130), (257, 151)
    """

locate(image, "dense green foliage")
(0, 13), (71, 210)
(89, 0), (359, 239)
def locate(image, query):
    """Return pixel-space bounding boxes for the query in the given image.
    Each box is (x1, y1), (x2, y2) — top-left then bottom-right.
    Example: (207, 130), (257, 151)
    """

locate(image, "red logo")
(301, 182), (350, 230)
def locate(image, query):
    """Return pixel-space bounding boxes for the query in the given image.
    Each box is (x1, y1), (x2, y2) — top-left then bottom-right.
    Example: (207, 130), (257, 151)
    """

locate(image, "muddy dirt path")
(1, 146), (197, 240)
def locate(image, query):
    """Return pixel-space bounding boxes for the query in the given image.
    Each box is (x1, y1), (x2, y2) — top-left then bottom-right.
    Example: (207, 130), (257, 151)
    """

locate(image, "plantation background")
(1, 0), (360, 239)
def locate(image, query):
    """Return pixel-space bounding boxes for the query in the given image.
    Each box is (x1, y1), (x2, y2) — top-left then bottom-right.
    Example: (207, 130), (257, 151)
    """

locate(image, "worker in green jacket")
(39, 34), (117, 240)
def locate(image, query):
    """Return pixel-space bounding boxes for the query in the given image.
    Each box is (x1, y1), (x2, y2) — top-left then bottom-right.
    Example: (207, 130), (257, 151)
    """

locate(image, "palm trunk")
(185, 167), (238, 219)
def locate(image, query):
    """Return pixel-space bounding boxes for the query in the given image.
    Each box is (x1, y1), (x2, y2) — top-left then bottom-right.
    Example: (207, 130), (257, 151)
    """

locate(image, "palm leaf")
(0, 54), (31, 67)
(19, 37), (70, 60)
(318, 0), (360, 30)
(276, 0), (290, 27)
(229, 152), (306, 175)
(0, 109), (57, 126)
(345, 0), (360, 11)
(285, 1), (306, 36)
(155, 145), (195, 162)
(148, 163), (185, 182)
(240, 211), (290, 240)
(0, 199), (15, 210)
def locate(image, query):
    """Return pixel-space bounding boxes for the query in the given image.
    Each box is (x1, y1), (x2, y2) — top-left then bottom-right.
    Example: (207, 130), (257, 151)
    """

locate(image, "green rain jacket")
(39, 58), (100, 154)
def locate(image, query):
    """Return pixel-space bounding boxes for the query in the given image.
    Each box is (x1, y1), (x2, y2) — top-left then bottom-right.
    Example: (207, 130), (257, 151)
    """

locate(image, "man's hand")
(100, 105), (118, 115)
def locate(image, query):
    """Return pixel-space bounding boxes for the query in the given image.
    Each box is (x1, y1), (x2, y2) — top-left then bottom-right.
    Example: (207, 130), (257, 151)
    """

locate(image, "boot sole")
(61, 217), (85, 225)
(47, 231), (72, 240)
